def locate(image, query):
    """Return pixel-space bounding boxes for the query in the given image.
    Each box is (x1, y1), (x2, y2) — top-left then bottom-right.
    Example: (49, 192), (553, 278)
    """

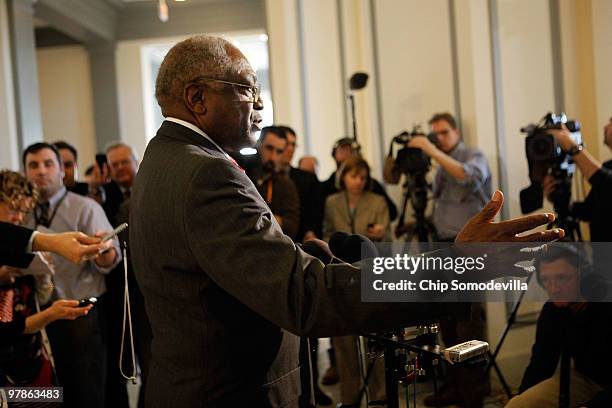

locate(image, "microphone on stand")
(299, 239), (334, 264)
(329, 232), (379, 263)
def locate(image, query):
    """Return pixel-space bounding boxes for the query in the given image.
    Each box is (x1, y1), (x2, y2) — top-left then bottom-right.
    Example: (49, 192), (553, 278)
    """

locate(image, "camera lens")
(528, 135), (554, 161)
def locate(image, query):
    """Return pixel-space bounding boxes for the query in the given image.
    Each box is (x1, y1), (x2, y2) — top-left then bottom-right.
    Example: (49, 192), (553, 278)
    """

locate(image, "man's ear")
(184, 84), (207, 115)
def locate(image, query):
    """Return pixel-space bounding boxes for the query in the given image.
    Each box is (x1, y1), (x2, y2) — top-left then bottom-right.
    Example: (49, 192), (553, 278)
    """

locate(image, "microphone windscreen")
(343, 234), (379, 263)
(329, 231), (350, 260)
(300, 239), (333, 264)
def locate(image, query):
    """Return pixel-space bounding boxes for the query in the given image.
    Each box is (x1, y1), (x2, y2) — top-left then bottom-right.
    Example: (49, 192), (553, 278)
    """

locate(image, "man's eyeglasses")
(193, 77), (262, 104)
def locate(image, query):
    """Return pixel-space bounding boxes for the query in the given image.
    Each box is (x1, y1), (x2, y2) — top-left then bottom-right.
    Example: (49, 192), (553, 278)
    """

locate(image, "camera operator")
(385, 112), (492, 241)
(506, 245), (612, 408)
(543, 118), (612, 242)
(385, 112), (492, 407)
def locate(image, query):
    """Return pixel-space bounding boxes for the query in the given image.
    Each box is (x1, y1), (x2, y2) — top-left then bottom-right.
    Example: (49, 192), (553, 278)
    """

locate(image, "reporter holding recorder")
(22, 143), (121, 408)
(0, 222), (111, 267)
(0, 170), (94, 388)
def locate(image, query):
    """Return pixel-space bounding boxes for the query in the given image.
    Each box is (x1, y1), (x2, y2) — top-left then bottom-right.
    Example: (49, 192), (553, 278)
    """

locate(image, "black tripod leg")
(431, 358), (440, 408)
(559, 350), (570, 408)
(486, 273), (534, 399)
(357, 360), (375, 406)
(488, 353), (513, 399)
(384, 344), (399, 408)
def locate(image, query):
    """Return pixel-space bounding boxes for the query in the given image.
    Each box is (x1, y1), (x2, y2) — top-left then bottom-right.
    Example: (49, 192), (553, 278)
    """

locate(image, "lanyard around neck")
(35, 190), (68, 228)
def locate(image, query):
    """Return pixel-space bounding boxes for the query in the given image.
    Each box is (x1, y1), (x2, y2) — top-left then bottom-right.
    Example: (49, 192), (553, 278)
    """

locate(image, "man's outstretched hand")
(33, 231), (112, 264)
(456, 190), (564, 243)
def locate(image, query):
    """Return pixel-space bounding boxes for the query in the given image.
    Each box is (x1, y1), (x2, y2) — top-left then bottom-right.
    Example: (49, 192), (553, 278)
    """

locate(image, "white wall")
(592, 0), (612, 162)
(115, 40), (149, 158)
(374, 0), (456, 206)
(299, 0), (346, 178)
(0, 0), (19, 170)
(265, 0), (305, 165)
(37, 45), (97, 173)
(497, 0), (556, 218)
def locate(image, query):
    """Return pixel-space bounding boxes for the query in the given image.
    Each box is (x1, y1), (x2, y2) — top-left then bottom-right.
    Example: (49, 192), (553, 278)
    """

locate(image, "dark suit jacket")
(100, 180), (125, 226)
(288, 167), (323, 241)
(0, 222), (35, 268)
(130, 121), (457, 407)
(254, 174), (300, 240)
(0, 222), (31, 341)
(67, 181), (90, 197)
(571, 160), (612, 242)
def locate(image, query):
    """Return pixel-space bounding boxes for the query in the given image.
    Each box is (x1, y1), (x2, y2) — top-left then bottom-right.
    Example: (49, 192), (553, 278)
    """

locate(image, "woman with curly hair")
(0, 170), (92, 387)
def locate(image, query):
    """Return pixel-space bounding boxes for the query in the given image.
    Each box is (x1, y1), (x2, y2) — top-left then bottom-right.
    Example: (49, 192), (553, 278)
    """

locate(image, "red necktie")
(228, 157), (245, 173)
(0, 288), (14, 322)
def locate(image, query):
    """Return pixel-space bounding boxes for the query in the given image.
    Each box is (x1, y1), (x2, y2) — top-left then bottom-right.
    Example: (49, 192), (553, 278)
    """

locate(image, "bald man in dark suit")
(129, 35), (564, 408)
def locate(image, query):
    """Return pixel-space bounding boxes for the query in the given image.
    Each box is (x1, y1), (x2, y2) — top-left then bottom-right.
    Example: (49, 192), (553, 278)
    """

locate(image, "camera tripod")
(359, 325), (489, 408)
(395, 173), (437, 247)
(355, 325), (441, 408)
(548, 169), (582, 242)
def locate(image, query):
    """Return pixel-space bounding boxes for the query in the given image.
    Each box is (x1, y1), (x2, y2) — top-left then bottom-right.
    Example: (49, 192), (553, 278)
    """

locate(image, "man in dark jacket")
(247, 126), (300, 240)
(278, 125), (323, 242)
(507, 245), (611, 408)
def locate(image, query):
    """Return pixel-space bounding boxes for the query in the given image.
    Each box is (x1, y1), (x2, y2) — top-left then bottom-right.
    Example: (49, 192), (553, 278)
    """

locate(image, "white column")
(0, 0), (19, 170)
(592, 0), (612, 162)
(299, 0), (345, 178)
(265, 0), (306, 165)
(7, 0), (44, 150)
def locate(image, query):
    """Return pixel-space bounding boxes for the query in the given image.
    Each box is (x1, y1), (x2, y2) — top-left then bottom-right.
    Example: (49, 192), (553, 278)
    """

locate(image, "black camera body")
(392, 126), (437, 176)
(520, 113), (582, 216)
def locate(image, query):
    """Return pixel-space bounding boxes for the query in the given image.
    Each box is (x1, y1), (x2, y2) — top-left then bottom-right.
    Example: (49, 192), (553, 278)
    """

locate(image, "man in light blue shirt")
(407, 112), (492, 241)
(407, 112), (491, 407)
(23, 142), (120, 408)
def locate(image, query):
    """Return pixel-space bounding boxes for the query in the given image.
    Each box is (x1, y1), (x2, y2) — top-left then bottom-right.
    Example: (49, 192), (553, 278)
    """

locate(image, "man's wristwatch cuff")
(567, 143), (584, 156)
(27, 230), (39, 253)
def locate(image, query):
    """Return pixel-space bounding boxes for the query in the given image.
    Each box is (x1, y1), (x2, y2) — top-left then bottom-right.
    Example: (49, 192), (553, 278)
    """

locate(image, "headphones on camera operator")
(533, 242), (609, 302)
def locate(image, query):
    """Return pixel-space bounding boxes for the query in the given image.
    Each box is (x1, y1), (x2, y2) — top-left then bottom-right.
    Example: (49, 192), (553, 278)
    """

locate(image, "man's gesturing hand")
(456, 190), (564, 243)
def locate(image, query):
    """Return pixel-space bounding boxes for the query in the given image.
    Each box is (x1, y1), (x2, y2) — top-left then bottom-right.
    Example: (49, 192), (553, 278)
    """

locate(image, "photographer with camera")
(506, 244), (612, 408)
(542, 118), (612, 242)
(385, 112), (492, 242)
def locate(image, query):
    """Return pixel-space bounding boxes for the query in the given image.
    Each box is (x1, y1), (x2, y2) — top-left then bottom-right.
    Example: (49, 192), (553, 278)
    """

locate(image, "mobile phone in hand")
(78, 297), (97, 307)
(95, 153), (108, 170)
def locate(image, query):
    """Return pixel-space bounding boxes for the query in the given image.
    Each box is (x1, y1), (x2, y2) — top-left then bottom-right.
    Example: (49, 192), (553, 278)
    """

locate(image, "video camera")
(520, 112), (582, 216)
(389, 126), (439, 242)
(391, 126), (438, 176)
